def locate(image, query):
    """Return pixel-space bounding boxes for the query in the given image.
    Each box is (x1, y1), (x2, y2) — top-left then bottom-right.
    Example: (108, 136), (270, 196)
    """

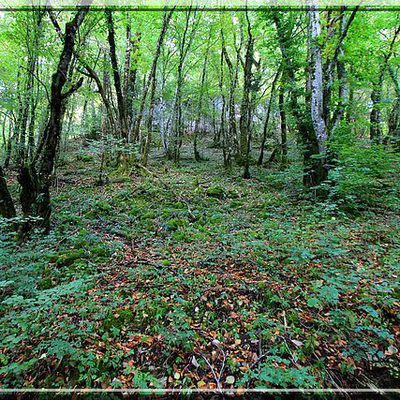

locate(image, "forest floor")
(0, 142), (399, 392)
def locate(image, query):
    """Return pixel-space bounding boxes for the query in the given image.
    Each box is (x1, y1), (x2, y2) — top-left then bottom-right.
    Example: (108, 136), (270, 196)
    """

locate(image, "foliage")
(0, 154), (399, 390)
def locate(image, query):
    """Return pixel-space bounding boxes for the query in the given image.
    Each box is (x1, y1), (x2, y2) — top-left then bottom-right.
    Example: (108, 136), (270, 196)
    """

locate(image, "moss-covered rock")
(206, 185), (225, 199)
(48, 249), (86, 267)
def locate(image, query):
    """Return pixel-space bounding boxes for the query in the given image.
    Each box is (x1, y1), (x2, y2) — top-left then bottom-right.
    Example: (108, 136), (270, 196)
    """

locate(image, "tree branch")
(61, 77), (84, 100)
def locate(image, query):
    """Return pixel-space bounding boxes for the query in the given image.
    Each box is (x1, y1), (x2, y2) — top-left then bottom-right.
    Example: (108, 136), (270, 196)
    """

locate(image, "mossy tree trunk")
(0, 165), (16, 219)
(17, 7), (90, 234)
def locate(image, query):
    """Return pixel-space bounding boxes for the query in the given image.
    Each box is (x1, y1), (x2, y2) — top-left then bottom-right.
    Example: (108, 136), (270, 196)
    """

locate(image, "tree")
(17, 6), (91, 233)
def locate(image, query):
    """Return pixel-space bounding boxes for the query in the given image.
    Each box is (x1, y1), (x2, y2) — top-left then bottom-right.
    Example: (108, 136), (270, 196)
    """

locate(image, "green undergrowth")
(0, 156), (399, 391)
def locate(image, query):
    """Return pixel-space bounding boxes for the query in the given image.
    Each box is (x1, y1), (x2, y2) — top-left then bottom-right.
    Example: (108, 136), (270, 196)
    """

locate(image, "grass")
(0, 148), (399, 391)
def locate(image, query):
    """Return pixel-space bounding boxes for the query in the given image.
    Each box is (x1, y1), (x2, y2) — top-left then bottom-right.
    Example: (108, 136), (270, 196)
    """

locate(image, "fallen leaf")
(291, 339), (303, 347)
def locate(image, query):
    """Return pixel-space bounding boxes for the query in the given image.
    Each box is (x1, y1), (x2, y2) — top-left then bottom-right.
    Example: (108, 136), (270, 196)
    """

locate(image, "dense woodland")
(0, 6), (399, 392)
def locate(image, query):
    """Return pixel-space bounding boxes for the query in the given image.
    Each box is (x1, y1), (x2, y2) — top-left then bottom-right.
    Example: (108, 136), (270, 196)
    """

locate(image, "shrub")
(326, 142), (400, 211)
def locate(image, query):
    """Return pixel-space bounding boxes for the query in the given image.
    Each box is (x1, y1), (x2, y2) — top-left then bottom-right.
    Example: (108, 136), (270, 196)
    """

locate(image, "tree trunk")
(309, 10), (328, 154)
(80, 60), (117, 134)
(170, 9), (197, 164)
(278, 84), (288, 165)
(370, 84), (383, 142)
(388, 65), (400, 143)
(369, 24), (400, 142)
(258, 68), (280, 166)
(239, 12), (254, 179)
(273, 11), (325, 189)
(0, 165), (16, 219)
(106, 10), (128, 140)
(19, 7), (89, 233)
(193, 32), (211, 162)
(142, 10), (173, 166)
(127, 32), (141, 139)
(331, 12), (349, 133)
(4, 120), (14, 169)
(219, 34), (229, 167)
(222, 29), (241, 161)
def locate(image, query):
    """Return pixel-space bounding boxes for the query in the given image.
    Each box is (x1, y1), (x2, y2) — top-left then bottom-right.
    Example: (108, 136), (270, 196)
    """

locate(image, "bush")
(326, 143), (400, 211)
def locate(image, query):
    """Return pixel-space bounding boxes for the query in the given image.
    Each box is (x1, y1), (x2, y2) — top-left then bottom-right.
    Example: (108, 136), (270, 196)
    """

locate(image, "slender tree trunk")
(127, 32), (141, 139)
(222, 30), (241, 160)
(369, 24), (400, 142)
(133, 71), (151, 144)
(142, 10), (173, 166)
(218, 35), (229, 167)
(80, 60), (117, 134)
(239, 12), (254, 179)
(258, 68), (280, 166)
(370, 84), (383, 142)
(123, 18), (132, 100)
(301, 8), (329, 188)
(2, 116), (7, 152)
(273, 12), (323, 189)
(106, 10), (128, 140)
(170, 9), (197, 164)
(388, 66), (400, 143)
(278, 84), (288, 165)
(4, 121), (14, 169)
(193, 33), (211, 162)
(331, 13), (349, 133)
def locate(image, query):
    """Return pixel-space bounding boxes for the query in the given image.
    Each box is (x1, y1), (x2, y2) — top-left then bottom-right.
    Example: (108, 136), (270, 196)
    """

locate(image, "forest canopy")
(0, 6), (399, 393)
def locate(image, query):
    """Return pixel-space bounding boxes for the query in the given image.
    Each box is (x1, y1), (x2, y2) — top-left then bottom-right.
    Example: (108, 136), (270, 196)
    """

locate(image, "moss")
(90, 245), (110, 258)
(77, 154), (94, 163)
(206, 186), (225, 199)
(48, 249), (86, 267)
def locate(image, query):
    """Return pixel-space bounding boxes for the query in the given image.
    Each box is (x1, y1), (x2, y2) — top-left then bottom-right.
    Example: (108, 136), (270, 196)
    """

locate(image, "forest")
(0, 4), (399, 395)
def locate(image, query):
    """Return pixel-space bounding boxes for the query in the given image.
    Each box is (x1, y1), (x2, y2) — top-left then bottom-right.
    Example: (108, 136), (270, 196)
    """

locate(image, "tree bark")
(239, 12), (254, 179)
(273, 12), (322, 188)
(258, 68), (280, 166)
(193, 32), (211, 162)
(142, 10), (173, 166)
(222, 29), (241, 161)
(106, 10), (128, 140)
(309, 9), (328, 154)
(19, 7), (90, 233)
(278, 84), (288, 165)
(170, 9), (198, 164)
(369, 24), (400, 142)
(0, 165), (16, 219)
(127, 32), (141, 138)
(219, 37), (228, 167)
(388, 65), (400, 143)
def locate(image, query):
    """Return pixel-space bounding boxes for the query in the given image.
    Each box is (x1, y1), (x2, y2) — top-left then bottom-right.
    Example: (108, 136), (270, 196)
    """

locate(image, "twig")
(199, 352), (222, 393)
